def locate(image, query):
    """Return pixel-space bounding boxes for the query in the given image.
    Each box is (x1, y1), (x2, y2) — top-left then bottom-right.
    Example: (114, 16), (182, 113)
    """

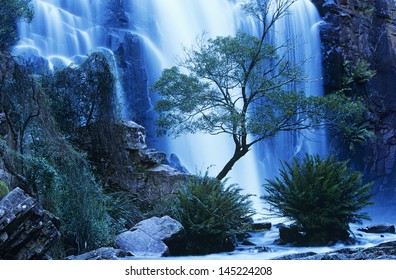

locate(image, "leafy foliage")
(46, 52), (116, 137)
(330, 59), (376, 157)
(0, 52), (121, 258)
(263, 154), (373, 245)
(175, 172), (254, 254)
(0, 179), (9, 199)
(0, 0), (34, 50)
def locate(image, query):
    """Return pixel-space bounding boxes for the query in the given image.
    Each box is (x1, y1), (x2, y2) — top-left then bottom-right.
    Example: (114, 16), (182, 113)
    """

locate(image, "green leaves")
(263, 154), (373, 245)
(0, 0), (34, 50)
(175, 172), (254, 254)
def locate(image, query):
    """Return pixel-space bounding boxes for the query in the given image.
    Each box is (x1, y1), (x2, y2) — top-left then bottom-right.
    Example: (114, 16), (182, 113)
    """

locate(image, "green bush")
(0, 180), (10, 199)
(175, 172), (254, 254)
(263, 154), (373, 246)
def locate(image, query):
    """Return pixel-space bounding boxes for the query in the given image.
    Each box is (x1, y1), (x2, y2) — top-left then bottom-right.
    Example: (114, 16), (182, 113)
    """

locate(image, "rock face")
(314, 0), (396, 208)
(115, 216), (186, 257)
(358, 224), (396, 234)
(0, 188), (60, 259)
(275, 241), (396, 260)
(84, 120), (189, 194)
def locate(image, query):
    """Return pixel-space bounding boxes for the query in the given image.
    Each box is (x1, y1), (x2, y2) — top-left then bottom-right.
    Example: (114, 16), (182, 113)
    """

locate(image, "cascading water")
(258, 0), (328, 179)
(16, 0), (127, 118)
(17, 0), (104, 65)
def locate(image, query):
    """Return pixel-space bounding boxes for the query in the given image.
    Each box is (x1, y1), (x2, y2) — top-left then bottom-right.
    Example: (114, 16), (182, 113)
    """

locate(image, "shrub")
(263, 154), (373, 246)
(175, 172), (254, 254)
(0, 180), (10, 199)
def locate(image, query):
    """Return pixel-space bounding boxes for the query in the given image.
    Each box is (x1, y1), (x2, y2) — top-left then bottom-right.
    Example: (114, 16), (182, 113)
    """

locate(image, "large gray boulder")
(115, 216), (186, 257)
(0, 188), (60, 259)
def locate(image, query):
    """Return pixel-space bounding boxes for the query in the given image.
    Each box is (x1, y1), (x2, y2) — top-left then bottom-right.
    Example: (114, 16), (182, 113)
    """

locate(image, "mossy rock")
(0, 180), (10, 200)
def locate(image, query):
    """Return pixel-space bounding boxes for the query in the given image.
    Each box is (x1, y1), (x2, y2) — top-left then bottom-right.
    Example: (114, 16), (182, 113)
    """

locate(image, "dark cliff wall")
(313, 0), (396, 208)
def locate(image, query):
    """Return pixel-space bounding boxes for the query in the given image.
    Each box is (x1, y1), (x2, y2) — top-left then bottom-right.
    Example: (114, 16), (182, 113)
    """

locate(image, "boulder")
(277, 225), (304, 245)
(0, 188), (60, 259)
(358, 224), (396, 234)
(251, 222), (272, 231)
(115, 216), (186, 257)
(65, 247), (133, 260)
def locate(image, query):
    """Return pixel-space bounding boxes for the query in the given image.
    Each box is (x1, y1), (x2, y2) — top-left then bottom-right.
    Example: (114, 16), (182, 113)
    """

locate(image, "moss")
(0, 180), (10, 200)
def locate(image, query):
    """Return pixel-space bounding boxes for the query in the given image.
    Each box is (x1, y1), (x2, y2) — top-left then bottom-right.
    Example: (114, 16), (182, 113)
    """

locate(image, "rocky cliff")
(313, 0), (396, 211)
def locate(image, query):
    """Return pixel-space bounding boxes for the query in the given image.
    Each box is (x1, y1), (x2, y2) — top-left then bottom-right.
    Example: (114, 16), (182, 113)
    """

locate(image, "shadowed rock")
(0, 188), (60, 259)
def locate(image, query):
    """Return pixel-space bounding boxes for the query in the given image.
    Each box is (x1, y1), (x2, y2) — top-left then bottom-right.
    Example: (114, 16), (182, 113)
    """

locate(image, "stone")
(0, 188), (60, 259)
(274, 241), (396, 260)
(83, 120), (190, 194)
(115, 216), (186, 257)
(358, 224), (396, 234)
(278, 226), (304, 245)
(241, 239), (256, 246)
(251, 222), (272, 231)
(65, 247), (133, 260)
(169, 153), (189, 173)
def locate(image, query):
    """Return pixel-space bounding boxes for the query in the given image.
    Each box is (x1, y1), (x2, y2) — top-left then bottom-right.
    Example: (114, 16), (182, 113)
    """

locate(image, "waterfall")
(15, 0), (127, 118)
(258, 0), (327, 179)
(16, 0), (326, 215)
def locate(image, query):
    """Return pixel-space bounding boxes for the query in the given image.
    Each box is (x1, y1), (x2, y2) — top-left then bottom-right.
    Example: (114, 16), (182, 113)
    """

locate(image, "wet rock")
(169, 153), (189, 173)
(358, 224), (396, 234)
(315, 0), (396, 209)
(251, 222), (272, 231)
(241, 239), (256, 246)
(115, 216), (186, 257)
(278, 226), (304, 245)
(274, 241), (396, 260)
(0, 188), (60, 259)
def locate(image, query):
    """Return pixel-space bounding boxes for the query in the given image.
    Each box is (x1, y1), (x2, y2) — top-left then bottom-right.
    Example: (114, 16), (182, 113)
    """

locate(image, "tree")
(0, 0), (34, 51)
(152, 0), (365, 180)
(263, 154), (373, 245)
(47, 52), (116, 138)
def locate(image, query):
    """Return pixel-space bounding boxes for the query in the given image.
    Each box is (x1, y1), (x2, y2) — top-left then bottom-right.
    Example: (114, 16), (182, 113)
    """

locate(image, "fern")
(264, 154), (373, 245)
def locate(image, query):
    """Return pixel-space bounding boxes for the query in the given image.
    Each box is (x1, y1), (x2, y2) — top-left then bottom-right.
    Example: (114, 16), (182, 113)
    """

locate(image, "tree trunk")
(216, 148), (249, 181)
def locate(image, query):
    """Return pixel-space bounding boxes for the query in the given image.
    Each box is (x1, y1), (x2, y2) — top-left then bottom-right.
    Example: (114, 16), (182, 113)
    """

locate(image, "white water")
(15, 0), (127, 118)
(258, 0), (328, 179)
